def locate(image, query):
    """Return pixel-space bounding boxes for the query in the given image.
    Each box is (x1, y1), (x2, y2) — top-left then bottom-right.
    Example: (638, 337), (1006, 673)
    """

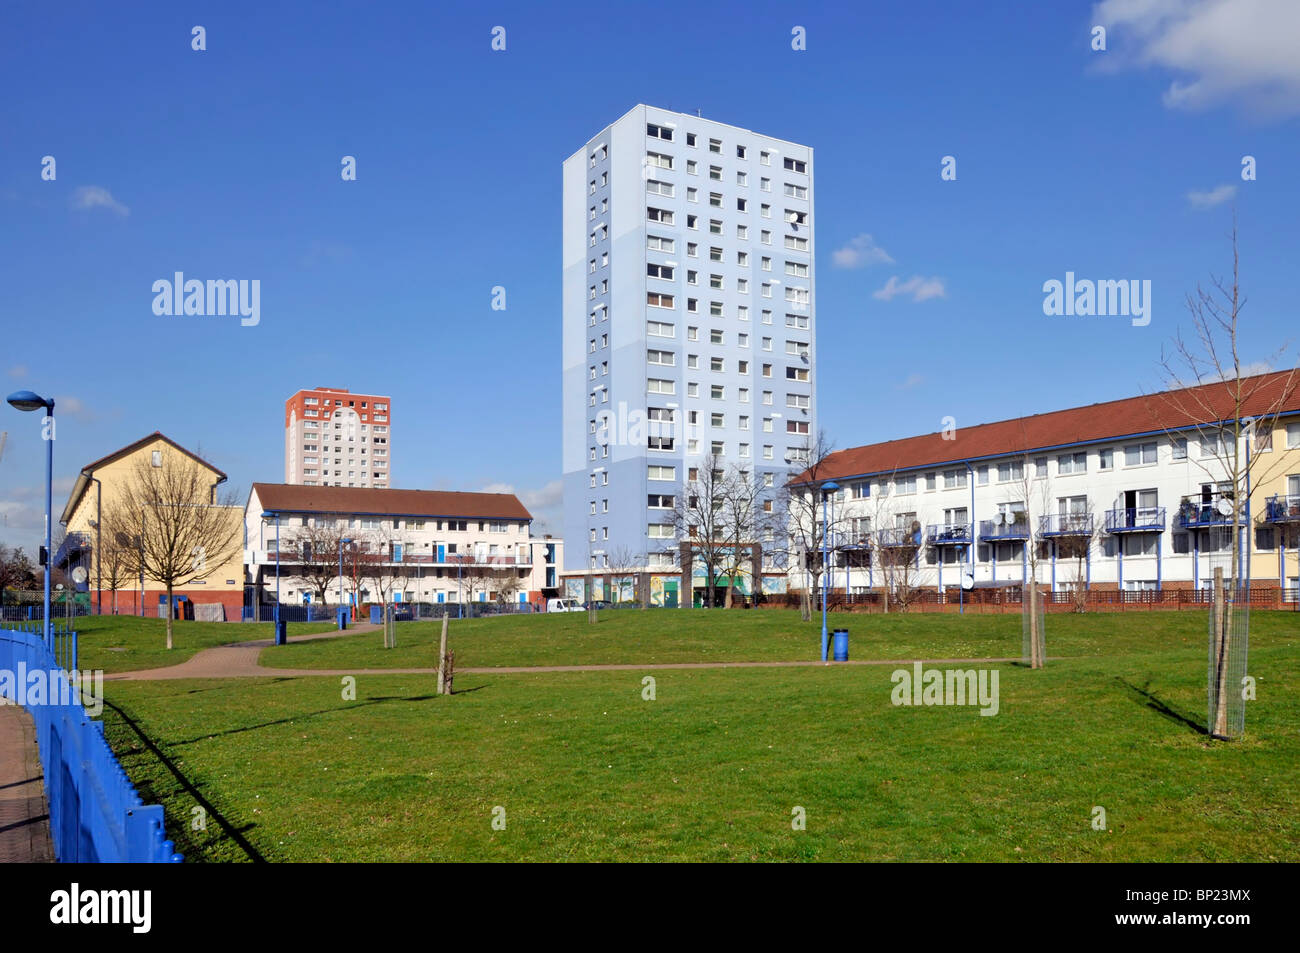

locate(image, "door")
(437, 544), (445, 563)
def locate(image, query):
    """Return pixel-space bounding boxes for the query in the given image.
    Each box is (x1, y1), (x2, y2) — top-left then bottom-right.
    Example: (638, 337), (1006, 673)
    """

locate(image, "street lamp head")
(6, 390), (52, 413)
(822, 480), (840, 495)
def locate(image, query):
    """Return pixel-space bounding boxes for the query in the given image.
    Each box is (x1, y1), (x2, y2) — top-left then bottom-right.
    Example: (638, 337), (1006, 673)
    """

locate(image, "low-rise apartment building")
(244, 483), (562, 608)
(792, 371), (1300, 600)
(57, 432), (245, 618)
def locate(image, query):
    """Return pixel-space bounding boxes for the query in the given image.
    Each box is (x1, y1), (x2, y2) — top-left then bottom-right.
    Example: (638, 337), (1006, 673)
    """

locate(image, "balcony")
(253, 550), (531, 568)
(54, 531), (93, 568)
(1039, 513), (1095, 537)
(1104, 506), (1166, 534)
(979, 516), (1031, 541)
(925, 523), (972, 546)
(1264, 494), (1300, 524)
(876, 526), (922, 548)
(1175, 501), (1246, 529)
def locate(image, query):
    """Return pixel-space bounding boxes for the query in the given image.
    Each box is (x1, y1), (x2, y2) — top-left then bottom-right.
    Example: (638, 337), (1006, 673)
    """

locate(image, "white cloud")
(873, 275), (947, 302)
(52, 395), (94, 421)
(1093, 0), (1300, 117)
(70, 185), (129, 217)
(1187, 184), (1237, 209)
(832, 233), (895, 269)
(6, 364), (27, 379)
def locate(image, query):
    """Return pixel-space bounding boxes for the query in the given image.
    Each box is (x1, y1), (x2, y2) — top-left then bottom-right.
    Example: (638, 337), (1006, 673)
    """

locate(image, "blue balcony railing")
(925, 523), (972, 546)
(979, 517), (1031, 541)
(1176, 502), (1245, 528)
(876, 526), (922, 548)
(1104, 506), (1166, 533)
(1265, 494), (1300, 523)
(1040, 513), (1095, 536)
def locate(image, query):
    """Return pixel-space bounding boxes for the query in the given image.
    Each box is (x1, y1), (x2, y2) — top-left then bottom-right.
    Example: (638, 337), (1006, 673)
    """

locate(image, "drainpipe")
(964, 463), (976, 613)
(92, 475), (102, 616)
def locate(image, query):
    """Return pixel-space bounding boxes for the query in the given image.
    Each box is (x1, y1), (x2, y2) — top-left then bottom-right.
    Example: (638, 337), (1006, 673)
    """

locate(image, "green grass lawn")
(68, 616), (330, 673)
(99, 609), (1300, 862)
(257, 607), (1284, 670)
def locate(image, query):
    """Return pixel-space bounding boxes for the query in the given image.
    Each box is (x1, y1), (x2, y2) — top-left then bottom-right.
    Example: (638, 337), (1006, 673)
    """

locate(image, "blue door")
(437, 544), (445, 563)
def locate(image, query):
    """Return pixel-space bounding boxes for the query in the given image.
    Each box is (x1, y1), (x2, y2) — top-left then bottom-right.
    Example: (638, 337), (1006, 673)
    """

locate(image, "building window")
(1124, 442), (1157, 466)
(1057, 451), (1087, 474)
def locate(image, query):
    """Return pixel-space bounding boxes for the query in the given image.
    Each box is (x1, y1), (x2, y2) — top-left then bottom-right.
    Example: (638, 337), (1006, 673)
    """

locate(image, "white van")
(546, 598), (583, 613)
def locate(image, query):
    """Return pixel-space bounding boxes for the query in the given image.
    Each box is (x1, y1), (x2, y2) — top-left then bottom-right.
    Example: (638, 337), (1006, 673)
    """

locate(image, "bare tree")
(453, 551), (492, 612)
(490, 565), (525, 605)
(1152, 220), (1299, 737)
(872, 501), (928, 613)
(669, 456), (732, 608)
(95, 530), (134, 615)
(108, 455), (242, 649)
(1057, 504), (1101, 613)
(606, 544), (644, 607)
(284, 522), (349, 604)
(363, 524), (413, 607)
(781, 432), (844, 621)
(715, 465), (770, 608)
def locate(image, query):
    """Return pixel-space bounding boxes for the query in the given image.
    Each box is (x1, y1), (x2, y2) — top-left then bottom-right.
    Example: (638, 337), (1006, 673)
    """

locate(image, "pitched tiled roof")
(251, 483), (532, 521)
(807, 369), (1300, 485)
(60, 432), (227, 524)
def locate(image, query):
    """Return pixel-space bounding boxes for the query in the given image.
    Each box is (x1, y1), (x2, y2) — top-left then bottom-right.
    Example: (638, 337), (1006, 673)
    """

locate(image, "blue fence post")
(0, 623), (183, 863)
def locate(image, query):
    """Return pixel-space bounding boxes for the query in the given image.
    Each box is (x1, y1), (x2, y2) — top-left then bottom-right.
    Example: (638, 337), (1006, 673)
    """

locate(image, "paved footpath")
(0, 703), (55, 862)
(106, 624), (1025, 681)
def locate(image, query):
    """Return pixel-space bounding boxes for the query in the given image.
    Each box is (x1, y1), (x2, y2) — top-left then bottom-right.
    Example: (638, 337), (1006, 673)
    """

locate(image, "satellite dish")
(1216, 498), (1234, 517)
(72, 567), (88, 584)
(994, 512), (1005, 525)
(961, 572), (975, 591)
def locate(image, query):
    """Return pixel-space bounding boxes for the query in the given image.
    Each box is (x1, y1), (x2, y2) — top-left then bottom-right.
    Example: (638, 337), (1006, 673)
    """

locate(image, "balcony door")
(1123, 488), (1158, 525)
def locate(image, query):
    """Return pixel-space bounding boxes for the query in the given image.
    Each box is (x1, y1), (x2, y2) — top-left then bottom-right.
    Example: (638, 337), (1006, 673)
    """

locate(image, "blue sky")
(2, 0), (1297, 547)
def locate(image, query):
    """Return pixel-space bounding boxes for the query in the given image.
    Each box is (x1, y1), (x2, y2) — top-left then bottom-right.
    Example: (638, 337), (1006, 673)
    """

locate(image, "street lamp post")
(273, 513), (281, 628)
(820, 480), (839, 661)
(7, 391), (54, 644)
(338, 537), (352, 627)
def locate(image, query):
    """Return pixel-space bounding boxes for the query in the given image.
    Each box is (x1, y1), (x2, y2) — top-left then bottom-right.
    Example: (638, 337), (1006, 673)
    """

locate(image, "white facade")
(562, 105), (816, 575)
(243, 485), (561, 605)
(798, 413), (1300, 597)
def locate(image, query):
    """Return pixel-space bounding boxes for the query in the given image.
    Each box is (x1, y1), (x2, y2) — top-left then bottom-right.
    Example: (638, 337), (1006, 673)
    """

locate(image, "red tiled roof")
(251, 483), (532, 521)
(807, 369), (1300, 484)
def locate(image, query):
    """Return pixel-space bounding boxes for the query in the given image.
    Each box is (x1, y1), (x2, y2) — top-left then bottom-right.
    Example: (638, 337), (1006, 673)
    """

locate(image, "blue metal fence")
(0, 623), (182, 863)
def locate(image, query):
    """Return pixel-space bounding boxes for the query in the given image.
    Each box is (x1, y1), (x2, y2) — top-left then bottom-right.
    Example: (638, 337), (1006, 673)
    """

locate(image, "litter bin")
(832, 628), (849, 662)
(274, 620), (287, 645)
(337, 607), (348, 630)
(369, 605), (382, 625)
